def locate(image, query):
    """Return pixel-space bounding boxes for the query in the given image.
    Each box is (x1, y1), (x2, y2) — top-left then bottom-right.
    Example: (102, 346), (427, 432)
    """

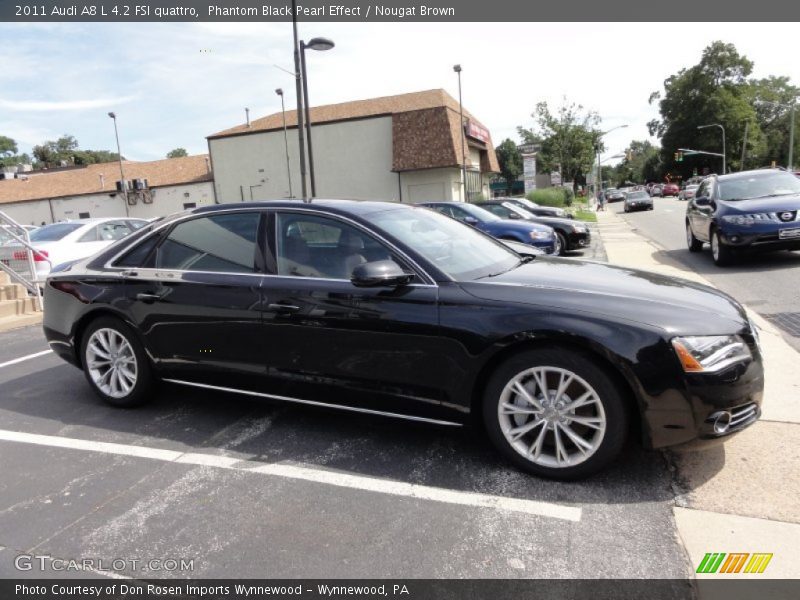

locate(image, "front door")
(258, 210), (451, 422)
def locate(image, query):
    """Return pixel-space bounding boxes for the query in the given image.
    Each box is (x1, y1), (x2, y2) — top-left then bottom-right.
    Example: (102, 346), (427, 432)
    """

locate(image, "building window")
(466, 170), (482, 202)
(78, 212), (90, 219)
(183, 202), (197, 209)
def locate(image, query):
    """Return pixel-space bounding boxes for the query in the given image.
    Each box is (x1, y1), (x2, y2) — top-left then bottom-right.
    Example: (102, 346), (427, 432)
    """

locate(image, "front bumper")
(625, 201), (652, 211)
(717, 224), (800, 252)
(566, 230), (591, 249)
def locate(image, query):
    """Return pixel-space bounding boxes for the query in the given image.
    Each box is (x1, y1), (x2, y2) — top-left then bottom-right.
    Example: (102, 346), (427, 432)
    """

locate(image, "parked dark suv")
(686, 169), (800, 266)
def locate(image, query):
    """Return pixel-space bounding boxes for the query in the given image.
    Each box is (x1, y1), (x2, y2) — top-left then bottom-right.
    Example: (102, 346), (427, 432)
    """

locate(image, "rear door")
(120, 210), (266, 388)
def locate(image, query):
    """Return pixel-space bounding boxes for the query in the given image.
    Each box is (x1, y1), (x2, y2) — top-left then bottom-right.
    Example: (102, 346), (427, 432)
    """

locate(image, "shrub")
(526, 187), (574, 207)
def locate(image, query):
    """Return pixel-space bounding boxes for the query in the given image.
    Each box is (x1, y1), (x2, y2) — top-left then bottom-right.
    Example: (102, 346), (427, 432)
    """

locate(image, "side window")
(428, 205), (454, 218)
(449, 206), (472, 222)
(155, 212), (260, 273)
(114, 235), (160, 268)
(78, 226), (99, 243)
(275, 213), (401, 280)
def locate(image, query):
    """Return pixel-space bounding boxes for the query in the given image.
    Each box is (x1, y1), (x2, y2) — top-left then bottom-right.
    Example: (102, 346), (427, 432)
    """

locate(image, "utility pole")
(291, 0), (308, 201)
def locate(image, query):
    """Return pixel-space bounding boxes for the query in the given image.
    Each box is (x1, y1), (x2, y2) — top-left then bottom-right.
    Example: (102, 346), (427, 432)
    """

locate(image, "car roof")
(715, 168), (786, 182)
(192, 199), (413, 218)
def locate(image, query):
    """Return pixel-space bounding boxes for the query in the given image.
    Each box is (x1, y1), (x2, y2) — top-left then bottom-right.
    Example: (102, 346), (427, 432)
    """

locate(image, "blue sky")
(2, 22), (799, 164)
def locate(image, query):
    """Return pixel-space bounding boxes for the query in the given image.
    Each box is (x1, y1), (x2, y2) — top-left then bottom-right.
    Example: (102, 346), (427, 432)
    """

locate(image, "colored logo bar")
(697, 553), (773, 574)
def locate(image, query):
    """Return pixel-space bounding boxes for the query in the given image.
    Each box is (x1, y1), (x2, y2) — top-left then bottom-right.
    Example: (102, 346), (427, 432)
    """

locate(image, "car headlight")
(571, 224), (588, 232)
(671, 335), (752, 373)
(721, 215), (755, 226)
(529, 230), (552, 241)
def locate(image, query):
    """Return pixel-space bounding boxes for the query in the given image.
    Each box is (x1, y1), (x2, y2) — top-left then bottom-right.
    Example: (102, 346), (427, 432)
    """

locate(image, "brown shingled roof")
(209, 89), (499, 173)
(0, 155), (213, 205)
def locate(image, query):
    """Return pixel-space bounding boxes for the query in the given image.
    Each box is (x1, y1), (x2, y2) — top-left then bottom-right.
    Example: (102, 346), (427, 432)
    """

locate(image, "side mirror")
(351, 260), (413, 288)
(507, 212), (521, 220)
(463, 216), (479, 226)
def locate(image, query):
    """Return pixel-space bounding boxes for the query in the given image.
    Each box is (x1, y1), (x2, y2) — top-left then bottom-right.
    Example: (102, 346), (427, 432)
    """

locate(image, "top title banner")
(1, 0), (797, 21)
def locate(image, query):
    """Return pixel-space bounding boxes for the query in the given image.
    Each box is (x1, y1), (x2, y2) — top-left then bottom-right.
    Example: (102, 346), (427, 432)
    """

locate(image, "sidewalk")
(595, 209), (800, 579)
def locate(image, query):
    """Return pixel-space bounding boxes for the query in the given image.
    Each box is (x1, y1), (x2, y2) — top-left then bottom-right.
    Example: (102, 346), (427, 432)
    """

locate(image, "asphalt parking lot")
(0, 318), (698, 584)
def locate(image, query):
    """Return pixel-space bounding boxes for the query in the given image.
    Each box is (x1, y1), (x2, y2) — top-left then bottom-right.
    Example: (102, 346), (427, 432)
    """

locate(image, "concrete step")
(0, 296), (38, 319)
(0, 283), (28, 301)
(0, 271), (11, 285)
(0, 311), (43, 333)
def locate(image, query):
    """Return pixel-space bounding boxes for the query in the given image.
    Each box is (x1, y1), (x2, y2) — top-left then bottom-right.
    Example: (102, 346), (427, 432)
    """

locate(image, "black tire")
(710, 228), (734, 267)
(686, 221), (702, 252)
(556, 232), (568, 256)
(482, 347), (629, 480)
(80, 316), (155, 407)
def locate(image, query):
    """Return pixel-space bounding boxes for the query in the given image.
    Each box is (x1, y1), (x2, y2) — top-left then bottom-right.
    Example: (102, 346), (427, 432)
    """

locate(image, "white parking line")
(0, 349), (53, 369)
(0, 428), (582, 523)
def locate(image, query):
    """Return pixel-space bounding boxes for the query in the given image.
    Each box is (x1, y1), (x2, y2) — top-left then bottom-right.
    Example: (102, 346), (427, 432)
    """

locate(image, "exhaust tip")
(709, 411), (732, 435)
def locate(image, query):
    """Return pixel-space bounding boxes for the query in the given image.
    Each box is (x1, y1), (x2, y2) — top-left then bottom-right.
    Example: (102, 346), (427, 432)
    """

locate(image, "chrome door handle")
(136, 292), (163, 303)
(267, 303), (300, 313)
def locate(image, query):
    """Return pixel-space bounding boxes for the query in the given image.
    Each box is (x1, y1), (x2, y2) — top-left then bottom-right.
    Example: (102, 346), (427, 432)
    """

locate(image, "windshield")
(717, 172), (800, 201)
(364, 207), (519, 281)
(458, 203), (501, 222)
(627, 192), (649, 200)
(501, 202), (537, 219)
(29, 222), (83, 242)
(513, 198), (539, 210)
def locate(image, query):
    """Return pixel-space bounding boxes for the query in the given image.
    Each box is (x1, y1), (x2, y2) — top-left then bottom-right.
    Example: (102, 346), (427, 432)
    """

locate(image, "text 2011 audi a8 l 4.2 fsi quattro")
(43, 200), (763, 479)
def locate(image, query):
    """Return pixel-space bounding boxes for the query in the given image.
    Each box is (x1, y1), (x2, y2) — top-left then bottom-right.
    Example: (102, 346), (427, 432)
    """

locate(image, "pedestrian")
(597, 191), (606, 211)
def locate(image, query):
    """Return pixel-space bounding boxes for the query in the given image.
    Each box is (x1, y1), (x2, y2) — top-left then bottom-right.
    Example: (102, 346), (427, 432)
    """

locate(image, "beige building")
(0, 155), (214, 225)
(207, 89), (499, 204)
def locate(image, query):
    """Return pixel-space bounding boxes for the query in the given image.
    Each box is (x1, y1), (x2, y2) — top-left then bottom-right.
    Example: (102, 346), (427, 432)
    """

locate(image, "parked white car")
(0, 218), (147, 281)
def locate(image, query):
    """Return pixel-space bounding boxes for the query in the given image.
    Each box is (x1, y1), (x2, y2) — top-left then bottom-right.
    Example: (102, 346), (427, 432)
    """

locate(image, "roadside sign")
(550, 171), (562, 185)
(518, 143), (541, 154)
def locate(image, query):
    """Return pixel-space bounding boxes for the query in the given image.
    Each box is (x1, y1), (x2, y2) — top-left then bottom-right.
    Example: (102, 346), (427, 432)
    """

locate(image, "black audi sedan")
(686, 168), (800, 266)
(43, 201), (763, 480)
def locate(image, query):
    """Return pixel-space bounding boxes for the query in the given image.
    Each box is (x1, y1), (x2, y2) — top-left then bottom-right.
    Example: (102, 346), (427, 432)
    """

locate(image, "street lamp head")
(453, 64), (462, 73)
(275, 88), (283, 96)
(108, 112), (116, 119)
(305, 37), (335, 51)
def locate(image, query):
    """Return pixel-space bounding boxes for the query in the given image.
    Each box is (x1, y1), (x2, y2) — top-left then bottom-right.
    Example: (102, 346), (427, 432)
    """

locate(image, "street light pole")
(107, 112), (129, 217)
(789, 104), (795, 170)
(697, 123), (726, 174)
(299, 37), (334, 199)
(454, 64), (467, 202)
(594, 124), (628, 205)
(275, 88), (293, 198)
(290, 0), (308, 201)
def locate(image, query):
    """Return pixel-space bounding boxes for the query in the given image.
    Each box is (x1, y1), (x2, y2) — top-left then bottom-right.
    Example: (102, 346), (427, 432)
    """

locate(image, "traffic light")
(674, 151), (683, 162)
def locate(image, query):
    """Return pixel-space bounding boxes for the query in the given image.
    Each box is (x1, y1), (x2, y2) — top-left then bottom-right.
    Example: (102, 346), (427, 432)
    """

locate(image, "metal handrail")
(0, 210), (49, 310)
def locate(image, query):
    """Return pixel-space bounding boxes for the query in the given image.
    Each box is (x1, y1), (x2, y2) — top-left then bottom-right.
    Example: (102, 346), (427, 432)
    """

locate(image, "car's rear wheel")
(686, 221), (703, 252)
(483, 348), (628, 480)
(81, 317), (154, 407)
(710, 228), (734, 266)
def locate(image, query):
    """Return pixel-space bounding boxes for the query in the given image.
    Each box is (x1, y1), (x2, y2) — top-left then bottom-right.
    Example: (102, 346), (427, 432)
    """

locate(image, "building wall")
(400, 168), (461, 203)
(210, 116), (464, 203)
(0, 181), (214, 225)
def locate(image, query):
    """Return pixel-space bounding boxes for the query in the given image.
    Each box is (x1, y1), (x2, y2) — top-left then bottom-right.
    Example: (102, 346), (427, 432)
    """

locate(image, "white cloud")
(0, 96), (137, 112)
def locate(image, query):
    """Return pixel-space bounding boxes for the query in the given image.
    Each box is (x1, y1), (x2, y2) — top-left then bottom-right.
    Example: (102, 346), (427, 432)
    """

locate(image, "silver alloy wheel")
(686, 223), (693, 248)
(553, 234), (562, 255)
(85, 328), (138, 399)
(497, 366), (607, 468)
(711, 232), (720, 261)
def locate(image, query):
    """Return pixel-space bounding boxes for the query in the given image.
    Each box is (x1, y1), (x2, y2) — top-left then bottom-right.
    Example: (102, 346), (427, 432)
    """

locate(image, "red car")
(662, 183), (680, 196)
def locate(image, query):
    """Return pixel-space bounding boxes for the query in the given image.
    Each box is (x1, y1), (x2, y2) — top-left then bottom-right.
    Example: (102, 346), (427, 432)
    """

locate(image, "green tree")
(167, 147), (188, 159)
(518, 98), (602, 192)
(494, 139), (522, 194)
(0, 135), (18, 157)
(649, 41), (763, 176)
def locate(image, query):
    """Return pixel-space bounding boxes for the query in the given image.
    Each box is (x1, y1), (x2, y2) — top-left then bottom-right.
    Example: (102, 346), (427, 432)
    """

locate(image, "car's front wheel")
(555, 232), (566, 255)
(81, 316), (154, 407)
(710, 228), (734, 266)
(483, 348), (629, 480)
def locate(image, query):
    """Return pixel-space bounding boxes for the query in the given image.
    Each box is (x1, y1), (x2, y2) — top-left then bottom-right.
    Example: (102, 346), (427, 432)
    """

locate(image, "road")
(609, 195), (800, 351)
(0, 326), (691, 587)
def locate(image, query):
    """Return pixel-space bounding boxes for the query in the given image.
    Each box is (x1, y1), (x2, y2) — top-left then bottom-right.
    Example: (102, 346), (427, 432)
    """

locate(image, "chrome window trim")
(104, 205), (439, 286)
(163, 378), (462, 427)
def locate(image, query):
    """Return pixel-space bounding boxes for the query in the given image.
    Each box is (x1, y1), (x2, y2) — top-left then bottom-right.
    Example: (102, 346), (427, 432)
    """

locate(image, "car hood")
(459, 257), (749, 336)
(720, 195), (800, 213)
(526, 215), (578, 228)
